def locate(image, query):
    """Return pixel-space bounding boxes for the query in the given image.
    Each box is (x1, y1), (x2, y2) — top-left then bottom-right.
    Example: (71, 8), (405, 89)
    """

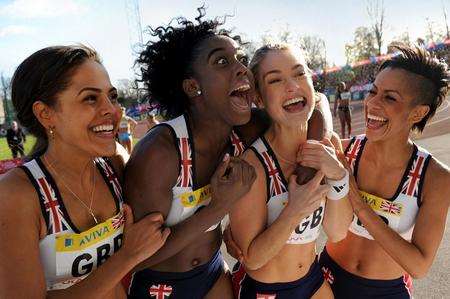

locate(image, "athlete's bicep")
(124, 127), (179, 222)
(229, 150), (267, 257)
(0, 172), (46, 298)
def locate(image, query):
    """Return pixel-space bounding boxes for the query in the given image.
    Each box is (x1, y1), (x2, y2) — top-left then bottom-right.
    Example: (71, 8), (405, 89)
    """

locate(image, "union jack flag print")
(97, 158), (123, 202)
(37, 177), (68, 234)
(176, 137), (193, 188)
(401, 155), (425, 197)
(345, 137), (363, 172)
(112, 212), (125, 230)
(261, 151), (287, 197)
(149, 284), (172, 299)
(380, 201), (401, 215)
(322, 266), (335, 284)
(230, 130), (245, 156)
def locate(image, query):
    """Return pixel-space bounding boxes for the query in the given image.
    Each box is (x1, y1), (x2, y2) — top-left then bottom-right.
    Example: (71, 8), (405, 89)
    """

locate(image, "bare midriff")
(246, 242), (317, 283)
(326, 231), (405, 280)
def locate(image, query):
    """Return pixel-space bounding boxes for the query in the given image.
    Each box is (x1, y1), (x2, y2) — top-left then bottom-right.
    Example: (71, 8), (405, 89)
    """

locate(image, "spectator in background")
(118, 106), (137, 154)
(6, 121), (26, 158)
(333, 82), (352, 138)
(146, 110), (160, 132)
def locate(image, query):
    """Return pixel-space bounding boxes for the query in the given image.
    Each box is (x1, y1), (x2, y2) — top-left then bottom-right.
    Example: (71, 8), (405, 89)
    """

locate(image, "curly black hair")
(379, 45), (449, 132)
(136, 6), (244, 119)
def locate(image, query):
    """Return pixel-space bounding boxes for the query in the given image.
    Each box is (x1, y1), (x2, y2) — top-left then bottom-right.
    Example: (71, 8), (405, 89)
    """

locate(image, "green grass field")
(0, 136), (36, 160)
(0, 136), (139, 161)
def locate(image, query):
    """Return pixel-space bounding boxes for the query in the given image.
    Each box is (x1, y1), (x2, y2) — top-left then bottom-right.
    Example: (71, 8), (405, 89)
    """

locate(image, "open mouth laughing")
(91, 123), (116, 138)
(366, 113), (388, 130)
(229, 83), (252, 112)
(282, 97), (307, 113)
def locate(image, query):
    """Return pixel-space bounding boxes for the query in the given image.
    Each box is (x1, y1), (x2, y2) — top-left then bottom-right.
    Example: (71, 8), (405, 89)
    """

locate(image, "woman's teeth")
(92, 124), (114, 132)
(366, 114), (388, 129)
(233, 84), (251, 93)
(282, 97), (305, 108)
(230, 84), (251, 97)
(367, 114), (387, 122)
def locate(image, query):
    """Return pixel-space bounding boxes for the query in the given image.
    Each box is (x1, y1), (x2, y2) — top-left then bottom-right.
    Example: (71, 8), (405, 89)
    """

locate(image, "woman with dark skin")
(333, 82), (352, 138)
(321, 46), (450, 298)
(123, 10), (259, 298)
(0, 45), (169, 298)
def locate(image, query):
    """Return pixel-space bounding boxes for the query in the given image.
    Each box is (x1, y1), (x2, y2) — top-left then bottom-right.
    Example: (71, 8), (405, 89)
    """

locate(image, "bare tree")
(425, 17), (447, 43)
(442, 0), (450, 39)
(426, 17), (436, 42)
(116, 78), (140, 107)
(299, 35), (327, 71)
(367, 0), (385, 55)
(1, 73), (12, 125)
(389, 31), (412, 50)
(345, 26), (378, 64)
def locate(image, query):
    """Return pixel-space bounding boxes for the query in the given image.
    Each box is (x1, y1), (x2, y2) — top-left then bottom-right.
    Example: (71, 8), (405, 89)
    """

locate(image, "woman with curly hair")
(123, 8), (260, 298)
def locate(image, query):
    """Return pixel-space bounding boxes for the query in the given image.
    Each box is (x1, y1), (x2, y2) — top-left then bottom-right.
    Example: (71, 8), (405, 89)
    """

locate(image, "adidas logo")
(333, 183), (346, 193)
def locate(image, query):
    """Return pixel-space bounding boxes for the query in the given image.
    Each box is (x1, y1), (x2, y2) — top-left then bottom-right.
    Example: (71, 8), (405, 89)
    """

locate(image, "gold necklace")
(43, 155), (98, 224)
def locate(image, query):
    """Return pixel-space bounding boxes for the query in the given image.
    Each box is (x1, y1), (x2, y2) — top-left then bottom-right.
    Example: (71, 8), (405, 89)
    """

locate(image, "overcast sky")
(0, 0), (448, 84)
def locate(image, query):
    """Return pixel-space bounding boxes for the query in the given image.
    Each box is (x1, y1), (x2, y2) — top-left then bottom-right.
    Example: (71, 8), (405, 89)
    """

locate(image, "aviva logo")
(55, 213), (123, 252)
(180, 185), (212, 207)
(359, 191), (403, 216)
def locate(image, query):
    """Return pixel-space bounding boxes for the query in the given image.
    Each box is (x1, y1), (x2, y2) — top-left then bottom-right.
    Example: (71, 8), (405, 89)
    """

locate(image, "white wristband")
(326, 169), (349, 200)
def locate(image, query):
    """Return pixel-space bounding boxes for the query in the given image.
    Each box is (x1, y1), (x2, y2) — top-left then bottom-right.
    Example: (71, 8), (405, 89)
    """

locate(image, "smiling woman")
(0, 45), (170, 299)
(320, 46), (450, 299)
(227, 43), (353, 299)
(123, 7), (261, 299)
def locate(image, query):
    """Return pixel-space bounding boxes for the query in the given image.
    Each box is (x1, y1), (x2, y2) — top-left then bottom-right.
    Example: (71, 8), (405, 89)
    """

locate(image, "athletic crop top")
(20, 157), (124, 290)
(158, 114), (246, 230)
(119, 116), (131, 131)
(249, 137), (325, 244)
(345, 135), (431, 241)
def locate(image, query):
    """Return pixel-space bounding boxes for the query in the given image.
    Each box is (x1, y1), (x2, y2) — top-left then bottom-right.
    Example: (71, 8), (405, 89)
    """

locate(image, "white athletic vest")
(340, 91), (351, 100)
(21, 157), (124, 290)
(119, 116), (131, 131)
(346, 135), (431, 241)
(249, 137), (325, 244)
(160, 114), (246, 229)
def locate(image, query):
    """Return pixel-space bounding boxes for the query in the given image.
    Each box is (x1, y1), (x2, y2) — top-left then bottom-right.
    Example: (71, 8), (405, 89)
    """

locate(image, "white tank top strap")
(249, 137), (289, 199)
(398, 144), (432, 205)
(166, 114), (194, 189)
(21, 158), (73, 234)
(94, 157), (124, 209)
(230, 129), (245, 156)
(344, 134), (367, 176)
